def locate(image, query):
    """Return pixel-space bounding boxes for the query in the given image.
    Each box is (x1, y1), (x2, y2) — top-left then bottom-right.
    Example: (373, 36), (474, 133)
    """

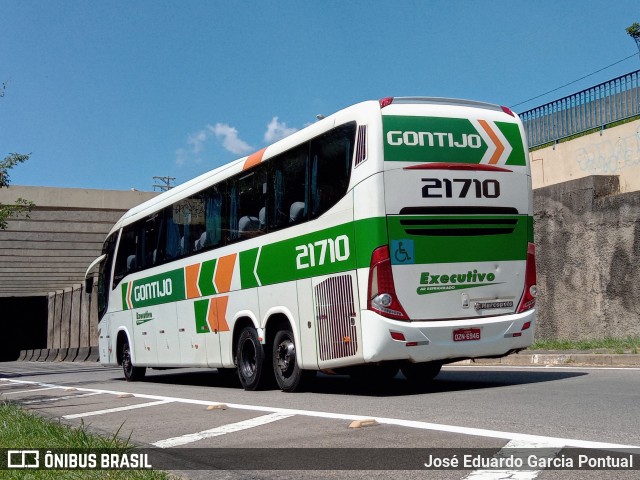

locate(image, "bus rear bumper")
(361, 309), (536, 364)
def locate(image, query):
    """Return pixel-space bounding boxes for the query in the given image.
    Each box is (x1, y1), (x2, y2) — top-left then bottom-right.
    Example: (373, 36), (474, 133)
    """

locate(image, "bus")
(85, 97), (537, 392)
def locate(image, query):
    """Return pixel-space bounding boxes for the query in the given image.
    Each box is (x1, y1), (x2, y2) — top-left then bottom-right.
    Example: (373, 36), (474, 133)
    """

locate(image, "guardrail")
(519, 70), (640, 148)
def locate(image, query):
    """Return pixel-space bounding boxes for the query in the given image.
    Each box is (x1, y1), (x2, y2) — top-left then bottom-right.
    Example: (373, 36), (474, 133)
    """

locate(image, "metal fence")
(519, 69), (640, 148)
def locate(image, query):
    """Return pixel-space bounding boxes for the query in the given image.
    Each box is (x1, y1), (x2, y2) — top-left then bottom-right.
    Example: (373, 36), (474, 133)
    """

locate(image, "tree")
(0, 81), (34, 230)
(627, 22), (640, 58)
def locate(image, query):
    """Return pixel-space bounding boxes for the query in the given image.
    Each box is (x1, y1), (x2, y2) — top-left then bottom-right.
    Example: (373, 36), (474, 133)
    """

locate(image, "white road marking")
(20, 392), (102, 404)
(4, 378), (639, 451)
(62, 400), (174, 419)
(446, 365), (640, 371)
(1, 386), (59, 395)
(463, 439), (563, 480)
(152, 412), (294, 448)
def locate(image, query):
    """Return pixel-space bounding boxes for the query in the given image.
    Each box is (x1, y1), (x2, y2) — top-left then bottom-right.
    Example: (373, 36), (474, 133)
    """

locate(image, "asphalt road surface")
(1, 361), (639, 479)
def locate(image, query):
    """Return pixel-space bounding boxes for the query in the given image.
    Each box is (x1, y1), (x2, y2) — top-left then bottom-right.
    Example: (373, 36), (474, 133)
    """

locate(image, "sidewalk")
(454, 350), (640, 367)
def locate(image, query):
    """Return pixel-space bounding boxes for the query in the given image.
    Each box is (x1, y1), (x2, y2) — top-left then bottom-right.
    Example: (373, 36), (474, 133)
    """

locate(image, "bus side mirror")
(85, 277), (94, 294)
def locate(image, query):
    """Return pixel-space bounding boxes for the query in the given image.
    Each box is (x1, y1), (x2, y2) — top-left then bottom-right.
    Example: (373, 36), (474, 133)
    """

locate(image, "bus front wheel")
(121, 339), (146, 382)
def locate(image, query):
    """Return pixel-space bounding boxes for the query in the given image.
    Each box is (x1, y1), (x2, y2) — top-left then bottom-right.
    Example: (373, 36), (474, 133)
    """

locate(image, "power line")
(510, 52), (638, 109)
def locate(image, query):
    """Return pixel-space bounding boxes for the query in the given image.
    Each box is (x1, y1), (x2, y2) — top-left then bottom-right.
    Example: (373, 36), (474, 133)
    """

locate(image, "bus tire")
(122, 339), (146, 382)
(236, 327), (266, 391)
(401, 361), (442, 383)
(272, 328), (305, 392)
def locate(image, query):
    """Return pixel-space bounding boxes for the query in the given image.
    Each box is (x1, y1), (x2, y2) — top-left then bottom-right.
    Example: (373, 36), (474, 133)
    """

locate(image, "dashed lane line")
(152, 412), (294, 448)
(20, 392), (102, 405)
(0, 386), (59, 395)
(62, 400), (174, 419)
(4, 378), (639, 451)
(462, 438), (564, 480)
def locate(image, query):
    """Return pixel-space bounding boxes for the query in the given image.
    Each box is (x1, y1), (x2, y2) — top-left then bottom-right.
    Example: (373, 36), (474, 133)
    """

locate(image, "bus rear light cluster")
(368, 246), (409, 320)
(516, 243), (538, 313)
(379, 97), (394, 109)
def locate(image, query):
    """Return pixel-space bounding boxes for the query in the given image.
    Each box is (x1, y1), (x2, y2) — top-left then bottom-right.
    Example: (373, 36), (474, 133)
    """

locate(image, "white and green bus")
(86, 97), (537, 392)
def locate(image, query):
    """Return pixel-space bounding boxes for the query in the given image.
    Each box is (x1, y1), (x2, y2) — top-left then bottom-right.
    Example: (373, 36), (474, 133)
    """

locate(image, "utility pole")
(152, 176), (176, 192)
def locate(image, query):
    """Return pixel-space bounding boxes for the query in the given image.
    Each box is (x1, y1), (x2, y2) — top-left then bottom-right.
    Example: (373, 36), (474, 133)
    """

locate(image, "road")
(1, 361), (639, 479)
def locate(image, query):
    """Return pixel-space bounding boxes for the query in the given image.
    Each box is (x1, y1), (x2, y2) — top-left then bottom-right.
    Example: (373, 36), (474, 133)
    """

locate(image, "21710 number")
(295, 235), (350, 270)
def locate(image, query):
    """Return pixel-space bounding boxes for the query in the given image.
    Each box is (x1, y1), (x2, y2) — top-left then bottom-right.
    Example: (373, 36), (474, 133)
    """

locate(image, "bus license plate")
(453, 328), (481, 342)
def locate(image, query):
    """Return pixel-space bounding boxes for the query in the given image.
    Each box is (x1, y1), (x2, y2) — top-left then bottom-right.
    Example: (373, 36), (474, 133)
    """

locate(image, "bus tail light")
(501, 106), (516, 117)
(517, 243), (538, 313)
(379, 97), (394, 109)
(368, 246), (409, 320)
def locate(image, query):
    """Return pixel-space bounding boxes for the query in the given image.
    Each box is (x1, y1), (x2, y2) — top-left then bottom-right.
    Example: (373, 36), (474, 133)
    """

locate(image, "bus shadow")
(133, 367), (588, 397)
(306, 369), (588, 397)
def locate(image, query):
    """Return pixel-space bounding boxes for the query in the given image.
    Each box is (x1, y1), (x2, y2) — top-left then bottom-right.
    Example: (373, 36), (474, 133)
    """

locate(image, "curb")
(454, 353), (640, 367)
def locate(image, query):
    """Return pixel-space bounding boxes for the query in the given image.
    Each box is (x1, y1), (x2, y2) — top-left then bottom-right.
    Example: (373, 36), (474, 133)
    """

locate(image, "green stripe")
(496, 121), (526, 166)
(387, 215), (530, 264)
(198, 259), (217, 296)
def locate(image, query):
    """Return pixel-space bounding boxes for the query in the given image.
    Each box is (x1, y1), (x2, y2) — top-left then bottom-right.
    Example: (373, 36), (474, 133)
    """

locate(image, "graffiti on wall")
(575, 124), (640, 175)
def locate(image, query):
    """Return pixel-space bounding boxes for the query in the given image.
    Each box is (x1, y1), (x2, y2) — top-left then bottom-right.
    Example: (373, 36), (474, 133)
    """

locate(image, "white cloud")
(187, 129), (208, 154)
(175, 148), (188, 166)
(264, 116), (297, 143)
(175, 122), (254, 166)
(210, 123), (254, 155)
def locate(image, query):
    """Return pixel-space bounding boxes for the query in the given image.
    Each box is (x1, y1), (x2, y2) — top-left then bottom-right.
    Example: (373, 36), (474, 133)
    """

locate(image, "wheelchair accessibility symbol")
(391, 239), (414, 264)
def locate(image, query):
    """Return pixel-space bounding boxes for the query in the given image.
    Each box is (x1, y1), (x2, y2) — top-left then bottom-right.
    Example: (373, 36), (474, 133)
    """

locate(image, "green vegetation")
(530, 336), (640, 354)
(0, 401), (169, 479)
(1, 81), (34, 230)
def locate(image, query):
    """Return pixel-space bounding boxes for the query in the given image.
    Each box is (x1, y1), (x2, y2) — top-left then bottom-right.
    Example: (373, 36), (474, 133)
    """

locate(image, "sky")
(1, 1), (639, 191)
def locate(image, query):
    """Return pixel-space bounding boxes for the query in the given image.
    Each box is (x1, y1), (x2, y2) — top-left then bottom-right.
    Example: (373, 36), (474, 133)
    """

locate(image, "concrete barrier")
(74, 347), (92, 362)
(55, 348), (69, 362)
(17, 350), (28, 361)
(65, 348), (78, 362)
(86, 347), (100, 362)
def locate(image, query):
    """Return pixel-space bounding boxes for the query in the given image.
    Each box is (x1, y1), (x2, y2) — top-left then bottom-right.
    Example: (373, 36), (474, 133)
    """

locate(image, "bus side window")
(310, 122), (356, 219)
(141, 211), (165, 268)
(113, 226), (137, 288)
(202, 185), (224, 249)
(228, 164), (267, 242)
(269, 144), (309, 231)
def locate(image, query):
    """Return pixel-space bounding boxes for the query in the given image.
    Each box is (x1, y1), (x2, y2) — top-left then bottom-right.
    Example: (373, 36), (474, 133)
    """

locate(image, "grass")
(0, 401), (170, 480)
(530, 336), (640, 353)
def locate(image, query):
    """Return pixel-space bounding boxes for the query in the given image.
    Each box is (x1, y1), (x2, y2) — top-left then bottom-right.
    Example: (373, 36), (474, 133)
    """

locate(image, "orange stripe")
(214, 253), (236, 293)
(243, 147), (267, 170)
(478, 120), (504, 165)
(215, 296), (230, 332)
(206, 299), (216, 332)
(206, 296), (230, 333)
(185, 263), (201, 299)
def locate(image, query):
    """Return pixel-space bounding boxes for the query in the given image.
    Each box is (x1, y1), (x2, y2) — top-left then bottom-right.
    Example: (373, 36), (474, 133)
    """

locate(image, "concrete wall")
(1, 185), (156, 360)
(0, 186), (157, 297)
(42, 283), (97, 361)
(534, 175), (640, 340)
(530, 119), (640, 193)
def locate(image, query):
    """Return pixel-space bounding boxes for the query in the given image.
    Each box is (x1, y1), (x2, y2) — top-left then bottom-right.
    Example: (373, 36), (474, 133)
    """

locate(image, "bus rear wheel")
(236, 327), (266, 391)
(273, 329), (306, 392)
(121, 339), (146, 381)
(401, 361), (442, 383)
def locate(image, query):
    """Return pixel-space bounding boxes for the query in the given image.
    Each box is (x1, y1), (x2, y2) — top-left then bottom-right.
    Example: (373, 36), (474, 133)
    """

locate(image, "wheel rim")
(239, 338), (257, 379)
(276, 335), (295, 379)
(122, 345), (132, 376)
